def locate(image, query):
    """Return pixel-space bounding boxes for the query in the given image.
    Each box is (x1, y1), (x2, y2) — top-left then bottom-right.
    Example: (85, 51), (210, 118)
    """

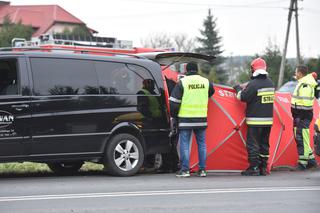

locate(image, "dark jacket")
(237, 75), (274, 127)
(169, 73), (214, 129)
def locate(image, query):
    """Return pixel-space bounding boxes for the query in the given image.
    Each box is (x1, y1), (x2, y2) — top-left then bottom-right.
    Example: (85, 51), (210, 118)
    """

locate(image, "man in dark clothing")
(234, 58), (275, 176)
(169, 62), (214, 178)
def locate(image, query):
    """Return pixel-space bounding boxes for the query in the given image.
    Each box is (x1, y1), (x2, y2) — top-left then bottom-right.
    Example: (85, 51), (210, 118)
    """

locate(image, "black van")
(0, 50), (173, 176)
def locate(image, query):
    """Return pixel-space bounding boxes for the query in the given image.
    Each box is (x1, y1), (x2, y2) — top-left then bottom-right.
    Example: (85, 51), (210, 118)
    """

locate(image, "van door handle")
(11, 104), (29, 110)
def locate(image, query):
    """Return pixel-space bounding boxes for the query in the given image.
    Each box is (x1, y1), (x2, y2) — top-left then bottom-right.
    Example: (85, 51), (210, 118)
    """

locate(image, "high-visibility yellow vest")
(141, 89), (161, 117)
(315, 118), (320, 130)
(178, 75), (209, 118)
(291, 74), (317, 110)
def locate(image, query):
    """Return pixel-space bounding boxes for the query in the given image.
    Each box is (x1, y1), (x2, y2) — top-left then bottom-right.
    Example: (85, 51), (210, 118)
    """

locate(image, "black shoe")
(241, 166), (260, 176)
(260, 167), (267, 176)
(296, 163), (307, 171)
(197, 169), (207, 177)
(307, 159), (318, 169)
(175, 170), (190, 178)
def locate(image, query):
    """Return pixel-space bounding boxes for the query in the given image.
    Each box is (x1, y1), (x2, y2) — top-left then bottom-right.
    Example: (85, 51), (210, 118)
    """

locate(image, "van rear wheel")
(105, 133), (144, 176)
(47, 161), (83, 174)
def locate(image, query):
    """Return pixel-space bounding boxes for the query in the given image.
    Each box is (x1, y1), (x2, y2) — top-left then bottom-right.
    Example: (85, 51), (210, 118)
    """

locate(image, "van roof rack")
(0, 47), (147, 59)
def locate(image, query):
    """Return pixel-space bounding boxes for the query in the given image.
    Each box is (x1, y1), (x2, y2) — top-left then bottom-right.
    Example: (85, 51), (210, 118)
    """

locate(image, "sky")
(9, 0), (320, 58)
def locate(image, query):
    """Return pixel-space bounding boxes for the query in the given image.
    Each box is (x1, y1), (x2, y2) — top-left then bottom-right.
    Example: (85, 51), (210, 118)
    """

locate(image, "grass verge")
(0, 162), (104, 174)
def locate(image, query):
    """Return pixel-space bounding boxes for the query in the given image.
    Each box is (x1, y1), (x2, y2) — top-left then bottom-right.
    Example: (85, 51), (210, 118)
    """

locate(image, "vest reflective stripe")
(141, 89), (161, 117)
(169, 97), (181, 103)
(292, 95), (314, 100)
(179, 122), (208, 127)
(257, 88), (275, 96)
(236, 91), (242, 100)
(178, 75), (209, 118)
(293, 105), (313, 110)
(291, 75), (316, 109)
(246, 117), (273, 125)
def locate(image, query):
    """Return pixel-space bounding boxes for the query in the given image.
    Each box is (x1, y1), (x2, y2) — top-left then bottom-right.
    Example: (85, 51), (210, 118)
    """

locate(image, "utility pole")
(294, 0), (302, 64)
(277, 0), (295, 89)
(277, 0), (303, 88)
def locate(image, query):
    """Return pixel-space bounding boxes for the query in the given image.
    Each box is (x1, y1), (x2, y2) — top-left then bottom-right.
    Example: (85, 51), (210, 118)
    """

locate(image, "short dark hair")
(296, 65), (308, 76)
(186, 62), (198, 73)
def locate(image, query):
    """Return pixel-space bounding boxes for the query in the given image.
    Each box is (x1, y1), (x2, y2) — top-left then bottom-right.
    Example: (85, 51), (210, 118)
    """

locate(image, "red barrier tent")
(189, 85), (320, 172)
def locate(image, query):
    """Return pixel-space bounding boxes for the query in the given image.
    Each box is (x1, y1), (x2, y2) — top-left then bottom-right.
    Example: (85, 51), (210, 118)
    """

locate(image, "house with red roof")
(0, 1), (97, 37)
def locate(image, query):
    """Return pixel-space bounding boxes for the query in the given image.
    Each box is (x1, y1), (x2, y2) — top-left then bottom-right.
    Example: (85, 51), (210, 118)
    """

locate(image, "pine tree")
(196, 9), (225, 83)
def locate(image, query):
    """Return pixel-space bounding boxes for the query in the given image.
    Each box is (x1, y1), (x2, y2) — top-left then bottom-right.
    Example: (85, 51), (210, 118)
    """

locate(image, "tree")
(141, 33), (173, 49)
(173, 33), (195, 52)
(236, 41), (293, 86)
(262, 42), (293, 85)
(306, 57), (320, 77)
(196, 9), (226, 83)
(0, 15), (33, 47)
(237, 69), (251, 84)
(198, 65), (218, 83)
(141, 32), (196, 52)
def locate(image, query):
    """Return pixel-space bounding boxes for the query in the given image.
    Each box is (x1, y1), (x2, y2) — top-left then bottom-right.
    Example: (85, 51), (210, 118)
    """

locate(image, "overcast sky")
(9, 0), (320, 58)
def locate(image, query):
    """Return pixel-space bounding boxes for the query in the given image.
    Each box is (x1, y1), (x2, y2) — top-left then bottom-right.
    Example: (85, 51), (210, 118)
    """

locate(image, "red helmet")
(311, 72), (318, 79)
(251, 58), (267, 73)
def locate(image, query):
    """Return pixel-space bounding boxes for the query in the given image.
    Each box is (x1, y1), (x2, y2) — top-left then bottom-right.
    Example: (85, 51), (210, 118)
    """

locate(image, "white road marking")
(0, 186), (319, 202)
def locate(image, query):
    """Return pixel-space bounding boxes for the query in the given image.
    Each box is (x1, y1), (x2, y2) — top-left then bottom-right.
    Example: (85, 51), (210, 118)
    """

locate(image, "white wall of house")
(45, 23), (83, 34)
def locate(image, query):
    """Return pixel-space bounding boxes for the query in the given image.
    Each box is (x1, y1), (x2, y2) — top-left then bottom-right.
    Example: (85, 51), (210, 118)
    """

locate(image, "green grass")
(0, 162), (104, 174)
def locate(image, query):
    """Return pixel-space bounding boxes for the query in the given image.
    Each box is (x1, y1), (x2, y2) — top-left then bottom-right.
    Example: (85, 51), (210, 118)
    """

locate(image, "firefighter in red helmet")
(233, 58), (275, 176)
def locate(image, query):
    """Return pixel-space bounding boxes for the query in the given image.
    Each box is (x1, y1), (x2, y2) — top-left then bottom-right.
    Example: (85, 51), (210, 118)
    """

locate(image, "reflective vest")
(291, 74), (317, 110)
(178, 75), (209, 118)
(141, 89), (161, 117)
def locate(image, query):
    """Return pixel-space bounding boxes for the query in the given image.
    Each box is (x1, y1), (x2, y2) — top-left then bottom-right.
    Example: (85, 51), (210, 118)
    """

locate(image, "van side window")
(31, 58), (99, 96)
(94, 61), (158, 95)
(0, 59), (19, 96)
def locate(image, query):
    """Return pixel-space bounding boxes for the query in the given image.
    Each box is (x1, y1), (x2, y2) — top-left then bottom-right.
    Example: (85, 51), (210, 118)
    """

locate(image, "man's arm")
(169, 81), (183, 118)
(208, 82), (215, 97)
(234, 81), (256, 102)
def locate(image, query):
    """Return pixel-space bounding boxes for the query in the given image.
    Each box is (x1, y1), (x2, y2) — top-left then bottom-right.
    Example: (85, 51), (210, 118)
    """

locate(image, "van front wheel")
(105, 133), (144, 176)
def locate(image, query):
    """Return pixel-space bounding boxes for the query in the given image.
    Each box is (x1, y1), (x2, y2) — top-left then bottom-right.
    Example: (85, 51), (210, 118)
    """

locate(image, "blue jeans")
(179, 128), (206, 171)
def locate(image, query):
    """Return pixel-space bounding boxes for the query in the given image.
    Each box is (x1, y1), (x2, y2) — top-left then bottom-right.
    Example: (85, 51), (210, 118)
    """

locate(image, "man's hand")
(233, 84), (242, 93)
(169, 117), (178, 137)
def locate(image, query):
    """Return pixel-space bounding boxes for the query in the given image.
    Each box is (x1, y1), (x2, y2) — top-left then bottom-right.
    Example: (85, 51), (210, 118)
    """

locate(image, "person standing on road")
(233, 58), (275, 176)
(291, 65), (318, 170)
(169, 62), (214, 178)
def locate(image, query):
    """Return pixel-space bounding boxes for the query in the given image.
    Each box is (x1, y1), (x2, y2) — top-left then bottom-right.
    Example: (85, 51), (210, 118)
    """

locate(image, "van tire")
(47, 161), (83, 174)
(105, 133), (144, 176)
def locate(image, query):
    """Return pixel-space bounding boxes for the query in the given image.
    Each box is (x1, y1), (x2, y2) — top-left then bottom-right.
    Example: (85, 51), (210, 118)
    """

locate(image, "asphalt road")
(0, 169), (319, 213)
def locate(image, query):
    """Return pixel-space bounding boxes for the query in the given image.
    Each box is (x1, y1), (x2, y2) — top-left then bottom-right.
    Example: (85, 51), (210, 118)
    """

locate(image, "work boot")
(296, 163), (307, 171)
(259, 167), (267, 176)
(306, 159), (318, 169)
(259, 160), (268, 176)
(241, 166), (260, 176)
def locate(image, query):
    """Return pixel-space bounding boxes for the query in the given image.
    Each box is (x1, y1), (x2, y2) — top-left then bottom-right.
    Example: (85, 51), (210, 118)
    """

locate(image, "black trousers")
(246, 126), (271, 168)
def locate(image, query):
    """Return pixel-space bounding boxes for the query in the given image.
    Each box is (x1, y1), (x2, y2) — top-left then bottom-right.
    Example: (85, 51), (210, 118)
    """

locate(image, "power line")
(117, 0), (287, 9)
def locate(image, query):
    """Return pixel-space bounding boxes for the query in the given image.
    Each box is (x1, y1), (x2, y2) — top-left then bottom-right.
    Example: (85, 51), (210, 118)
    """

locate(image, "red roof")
(0, 3), (97, 36)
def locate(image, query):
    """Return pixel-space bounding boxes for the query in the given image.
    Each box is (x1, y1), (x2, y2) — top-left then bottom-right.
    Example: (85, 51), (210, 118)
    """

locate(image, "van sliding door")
(29, 57), (103, 158)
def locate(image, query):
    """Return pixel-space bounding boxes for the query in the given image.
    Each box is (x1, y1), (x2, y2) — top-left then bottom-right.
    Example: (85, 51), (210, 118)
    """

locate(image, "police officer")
(234, 58), (275, 176)
(169, 62), (214, 178)
(137, 79), (162, 118)
(291, 65), (318, 170)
